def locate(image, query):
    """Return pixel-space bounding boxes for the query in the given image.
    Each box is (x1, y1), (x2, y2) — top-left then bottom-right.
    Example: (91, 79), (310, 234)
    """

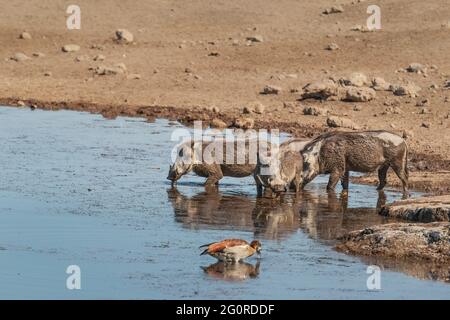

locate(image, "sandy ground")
(1, 0), (450, 191)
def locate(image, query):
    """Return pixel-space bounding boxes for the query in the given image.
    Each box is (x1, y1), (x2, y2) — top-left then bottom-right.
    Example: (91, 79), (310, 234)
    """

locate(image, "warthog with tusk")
(167, 139), (271, 187)
(254, 138), (310, 197)
(301, 130), (409, 196)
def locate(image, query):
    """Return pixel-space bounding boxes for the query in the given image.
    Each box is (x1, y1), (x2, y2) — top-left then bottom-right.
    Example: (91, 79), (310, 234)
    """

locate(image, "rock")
(391, 83), (421, 97)
(93, 54), (106, 61)
(441, 21), (450, 29)
(402, 129), (414, 140)
(62, 44), (80, 52)
(371, 77), (391, 91)
(254, 103), (265, 114)
(11, 52), (30, 62)
(44, 71), (52, 77)
(421, 122), (430, 128)
(350, 25), (368, 32)
(323, 5), (344, 14)
(75, 55), (89, 62)
(32, 52), (45, 58)
(115, 29), (134, 43)
(233, 117), (255, 130)
(212, 106), (220, 113)
(127, 73), (141, 80)
(301, 79), (339, 100)
(261, 85), (281, 95)
(95, 63), (127, 76)
(246, 35), (264, 43)
(353, 105), (362, 111)
(210, 118), (228, 129)
(326, 116), (360, 130)
(345, 86), (376, 102)
(325, 43), (339, 50)
(242, 106), (252, 114)
(303, 106), (328, 116)
(336, 222), (450, 263)
(340, 72), (369, 87)
(406, 63), (427, 74)
(19, 32), (32, 40)
(378, 195), (450, 222)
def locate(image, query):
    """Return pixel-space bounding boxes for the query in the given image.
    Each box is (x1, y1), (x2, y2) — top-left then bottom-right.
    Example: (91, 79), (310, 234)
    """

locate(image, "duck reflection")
(201, 261), (260, 281)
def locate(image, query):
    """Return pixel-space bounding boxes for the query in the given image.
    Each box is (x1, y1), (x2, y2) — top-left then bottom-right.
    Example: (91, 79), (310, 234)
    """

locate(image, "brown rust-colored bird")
(200, 239), (262, 263)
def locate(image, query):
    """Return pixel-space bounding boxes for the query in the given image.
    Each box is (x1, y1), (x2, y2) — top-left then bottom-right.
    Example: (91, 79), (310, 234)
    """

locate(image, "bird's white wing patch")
(223, 245), (248, 254)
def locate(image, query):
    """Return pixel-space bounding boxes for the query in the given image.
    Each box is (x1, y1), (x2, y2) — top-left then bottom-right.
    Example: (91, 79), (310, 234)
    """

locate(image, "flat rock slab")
(379, 195), (450, 222)
(336, 222), (450, 263)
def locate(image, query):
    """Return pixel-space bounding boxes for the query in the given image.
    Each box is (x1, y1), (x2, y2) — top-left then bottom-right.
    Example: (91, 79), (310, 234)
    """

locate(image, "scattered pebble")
(62, 44), (80, 52)
(19, 32), (32, 40)
(11, 52), (30, 62)
(115, 29), (134, 43)
(261, 85), (282, 95)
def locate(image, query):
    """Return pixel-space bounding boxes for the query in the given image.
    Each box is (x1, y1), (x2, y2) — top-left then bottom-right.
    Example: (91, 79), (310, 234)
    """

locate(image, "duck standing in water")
(200, 239), (262, 263)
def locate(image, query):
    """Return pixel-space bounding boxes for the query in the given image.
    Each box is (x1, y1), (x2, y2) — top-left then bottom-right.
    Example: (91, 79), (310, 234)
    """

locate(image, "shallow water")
(0, 106), (449, 299)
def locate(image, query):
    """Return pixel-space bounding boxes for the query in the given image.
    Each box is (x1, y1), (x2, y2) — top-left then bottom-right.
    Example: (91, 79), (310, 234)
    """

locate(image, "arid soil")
(1, 0), (450, 193)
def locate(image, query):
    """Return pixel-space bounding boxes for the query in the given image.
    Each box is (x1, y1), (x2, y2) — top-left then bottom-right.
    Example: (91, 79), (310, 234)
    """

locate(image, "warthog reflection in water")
(166, 187), (388, 242)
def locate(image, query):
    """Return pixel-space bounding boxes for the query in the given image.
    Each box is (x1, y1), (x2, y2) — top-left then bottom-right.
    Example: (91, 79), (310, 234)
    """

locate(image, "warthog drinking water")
(254, 138), (310, 197)
(301, 131), (409, 195)
(167, 139), (270, 186)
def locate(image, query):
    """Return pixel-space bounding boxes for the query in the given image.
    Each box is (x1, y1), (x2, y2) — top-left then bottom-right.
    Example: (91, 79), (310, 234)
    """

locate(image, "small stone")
(75, 55), (89, 62)
(115, 29), (134, 43)
(341, 72), (368, 87)
(62, 44), (80, 52)
(212, 106), (220, 113)
(210, 118), (228, 129)
(254, 103), (265, 114)
(246, 35), (264, 43)
(301, 79), (339, 100)
(233, 117), (254, 130)
(17, 100), (26, 107)
(303, 106), (328, 116)
(402, 130), (414, 140)
(391, 83), (421, 97)
(19, 32), (32, 40)
(326, 43), (339, 51)
(127, 73), (141, 80)
(371, 77), (391, 91)
(261, 85), (281, 95)
(44, 71), (52, 77)
(32, 52), (45, 58)
(11, 52), (30, 62)
(345, 87), (376, 102)
(93, 54), (106, 61)
(406, 63), (427, 74)
(323, 5), (344, 14)
(421, 122), (430, 128)
(326, 116), (360, 130)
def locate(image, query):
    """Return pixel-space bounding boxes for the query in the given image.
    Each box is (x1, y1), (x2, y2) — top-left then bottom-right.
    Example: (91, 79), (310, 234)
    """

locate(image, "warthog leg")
(327, 170), (342, 191)
(391, 163), (409, 197)
(340, 171), (350, 190)
(377, 164), (390, 191)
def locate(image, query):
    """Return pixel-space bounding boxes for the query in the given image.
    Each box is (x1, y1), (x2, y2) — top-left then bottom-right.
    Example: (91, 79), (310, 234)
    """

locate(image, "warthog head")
(256, 150), (289, 193)
(167, 141), (201, 183)
(301, 141), (322, 186)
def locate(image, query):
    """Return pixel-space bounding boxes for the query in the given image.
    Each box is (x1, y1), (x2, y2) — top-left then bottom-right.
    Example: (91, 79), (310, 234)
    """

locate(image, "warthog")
(301, 131), (409, 195)
(167, 139), (270, 186)
(254, 138), (309, 197)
